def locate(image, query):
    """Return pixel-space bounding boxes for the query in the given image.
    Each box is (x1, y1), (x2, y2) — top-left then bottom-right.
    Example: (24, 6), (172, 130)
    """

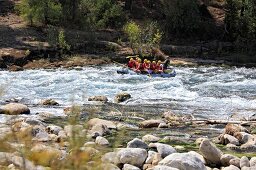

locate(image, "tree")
(17, 0), (62, 25)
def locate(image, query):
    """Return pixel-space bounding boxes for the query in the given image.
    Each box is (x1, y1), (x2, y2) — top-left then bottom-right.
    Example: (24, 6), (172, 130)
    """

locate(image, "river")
(0, 65), (255, 120)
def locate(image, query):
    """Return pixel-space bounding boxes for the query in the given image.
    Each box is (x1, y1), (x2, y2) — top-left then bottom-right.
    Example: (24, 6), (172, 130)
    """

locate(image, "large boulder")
(0, 103), (30, 115)
(139, 120), (165, 128)
(199, 139), (223, 165)
(234, 132), (254, 144)
(149, 143), (176, 158)
(95, 136), (109, 146)
(88, 96), (108, 102)
(101, 152), (119, 165)
(127, 138), (148, 149)
(188, 151), (206, 164)
(250, 157), (256, 167)
(145, 151), (157, 164)
(114, 92), (131, 103)
(158, 152), (207, 170)
(89, 124), (110, 138)
(116, 148), (147, 167)
(229, 158), (241, 168)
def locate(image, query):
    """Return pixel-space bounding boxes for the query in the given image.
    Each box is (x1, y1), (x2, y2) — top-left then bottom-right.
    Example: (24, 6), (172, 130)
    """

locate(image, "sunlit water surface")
(0, 65), (255, 120)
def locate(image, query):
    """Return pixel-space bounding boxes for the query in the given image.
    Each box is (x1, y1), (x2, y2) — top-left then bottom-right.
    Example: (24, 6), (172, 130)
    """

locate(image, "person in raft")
(162, 57), (171, 70)
(135, 58), (143, 72)
(128, 58), (135, 68)
(155, 60), (164, 73)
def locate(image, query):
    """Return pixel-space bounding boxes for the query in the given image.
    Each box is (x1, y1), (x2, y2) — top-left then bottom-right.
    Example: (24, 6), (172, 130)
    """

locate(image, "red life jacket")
(150, 63), (156, 70)
(136, 63), (143, 70)
(156, 64), (163, 71)
(128, 61), (135, 68)
(142, 62), (147, 69)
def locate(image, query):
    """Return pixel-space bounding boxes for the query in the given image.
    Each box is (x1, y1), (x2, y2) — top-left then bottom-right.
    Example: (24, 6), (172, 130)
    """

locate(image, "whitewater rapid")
(0, 65), (255, 119)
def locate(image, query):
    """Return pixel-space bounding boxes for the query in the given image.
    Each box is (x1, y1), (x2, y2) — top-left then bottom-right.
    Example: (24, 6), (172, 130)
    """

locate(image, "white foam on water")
(0, 66), (255, 118)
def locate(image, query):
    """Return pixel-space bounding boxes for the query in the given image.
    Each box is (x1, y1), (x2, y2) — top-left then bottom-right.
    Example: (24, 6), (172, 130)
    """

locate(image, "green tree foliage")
(17, 0), (62, 25)
(161, 0), (201, 37)
(124, 21), (162, 55)
(225, 0), (256, 54)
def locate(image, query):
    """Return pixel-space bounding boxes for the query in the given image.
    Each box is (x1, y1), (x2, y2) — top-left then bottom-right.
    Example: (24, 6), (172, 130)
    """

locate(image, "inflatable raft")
(117, 68), (176, 78)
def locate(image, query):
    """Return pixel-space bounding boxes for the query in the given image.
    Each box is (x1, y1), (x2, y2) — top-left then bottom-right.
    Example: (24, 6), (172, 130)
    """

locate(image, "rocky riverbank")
(1, 100), (256, 170)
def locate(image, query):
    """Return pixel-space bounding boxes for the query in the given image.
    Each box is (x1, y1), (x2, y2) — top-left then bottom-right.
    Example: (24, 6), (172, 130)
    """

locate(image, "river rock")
(0, 103), (30, 115)
(229, 158), (241, 168)
(116, 123), (139, 130)
(224, 134), (240, 145)
(195, 137), (208, 145)
(88, 96), (108, 102)
(145, 151), (157, 164)
(220, 154), (238, 166)
(199, 139), (223, 165)
(30, 144), (62, 166)
(250, 157), (256, 167)
(0, 152), (44, 170)
(152, 153), (162, 165)
(225, 124), (248, 136)
(188, 151), (206, 164)
(174, 145), (186, 152)
(139, 120), (165, 128)
(33, 131), (51, 142)
(123, 164), (140, 170)
(158, 152), (207, 170)
(116, 148), (147, 167)
(240, 143), (256, 152)
(148, 165), (179, 170)
(222, 165), (240, 170)
(226, 143), (240, 152)
(127, 138), (148, 149)
(143, 164), (154, 170)
(158, 122), (169, 128)
(95, 136), (109, 146)
(234, 132), (254, 144)
(240, 156), (250, 168)
(89, 124), (110, 138)
(114, 92), (131, 103)
(142, 134), (160, 142)
(64, 125), (84, 137)
(87, 118), (116, 129)
(101, 152), (119, 165)
(40, 99), (59, 105)
(149, 143), (176, 158)
(46, 125), (62, 135)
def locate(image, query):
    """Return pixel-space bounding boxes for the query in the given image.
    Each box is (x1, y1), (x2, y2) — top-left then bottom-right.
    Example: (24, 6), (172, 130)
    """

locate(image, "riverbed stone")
(46, 125), (63, 135)
(240, 156), (250, 168)
(123, 164), (140, 170)
(101, 152), (119, 165)
(149, 143), (176, 158)
(152, 153), (162, 165)
(158, 122), (169, 128)
(222, 165), (240, 170)
(114, 92), (131, 103)
(116, 148), (147, 167)
(199, 139), (223, 165)
(40, 99), (59, 105)
(229, 158), (241, 168)
(240, 143), (256, 152)
(142, 134), (160, 142)
(234, 132), (254, 144)
(140, 120), (165, 128)
(87, 118), (116, 129)
(89, 124), (110, 138)
(145, 151), (157, 164)
(95, 136), (109, 146)
(220, 154), (238, 166)
(148, 165), (179, 170)
(88, 96), (108, 102)
(226, 143), (240, 152)
(0, 103), (30, 115)
(250, 157), (256, 167)
(225, 124), (248, 136)
(127, 138), (148, 149)
(64, 125), (84, 137)
(158, 152), (207, 170)
(224, 134), (240, 145)
(188, 151), (206, 164)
